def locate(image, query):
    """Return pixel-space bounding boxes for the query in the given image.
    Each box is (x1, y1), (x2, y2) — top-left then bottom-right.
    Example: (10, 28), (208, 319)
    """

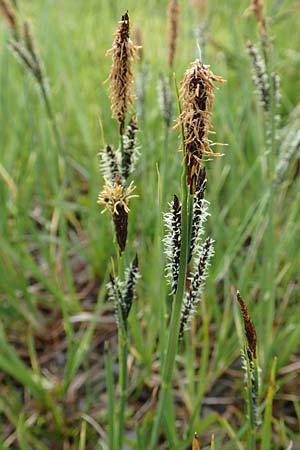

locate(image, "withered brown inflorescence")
(106, 11), (139, 134)
(175, 60), (225, 194)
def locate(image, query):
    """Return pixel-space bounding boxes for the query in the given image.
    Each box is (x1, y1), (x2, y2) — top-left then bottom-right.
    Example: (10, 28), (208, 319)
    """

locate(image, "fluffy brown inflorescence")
(237, 291), (257, 359)
(106, 11), (139, 134)
(175, 60), (225, 194)
(97, 177), (137, 253)
(167, 0), (179, 70)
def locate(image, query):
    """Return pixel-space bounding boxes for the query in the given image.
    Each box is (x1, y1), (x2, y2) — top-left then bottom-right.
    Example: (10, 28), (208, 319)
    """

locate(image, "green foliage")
(1, 0), (300, 449)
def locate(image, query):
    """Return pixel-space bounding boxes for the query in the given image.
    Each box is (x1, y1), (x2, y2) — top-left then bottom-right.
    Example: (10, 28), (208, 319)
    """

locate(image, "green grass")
(1, 0), (300, 448)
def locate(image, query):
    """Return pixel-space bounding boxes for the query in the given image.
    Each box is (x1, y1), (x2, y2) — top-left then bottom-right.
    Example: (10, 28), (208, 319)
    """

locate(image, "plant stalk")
(149, 76), (190, 450)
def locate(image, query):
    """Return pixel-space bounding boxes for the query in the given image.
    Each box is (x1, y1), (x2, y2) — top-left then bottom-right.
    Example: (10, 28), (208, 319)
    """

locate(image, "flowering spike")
(179, 237), (214, 339)
(107, 274), (123, 325)
(163, 194), (182, 294)
(122, 116), (139, 179)
(121, 255), (140, 320)
(247, 41), (269, 112)
(175, 60), (225, 193)
(189, 167), (209, 262)
(99, 144), (122, 182)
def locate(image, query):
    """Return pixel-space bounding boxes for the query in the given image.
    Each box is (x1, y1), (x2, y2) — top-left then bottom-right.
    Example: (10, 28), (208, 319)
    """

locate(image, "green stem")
(105, 342), (115, 450)
(118, 329), (128, 450)
(149, 165), (189, 450)
(113, 251), (127, 450)
(39, 81), (63, 157)
(262, 38), (277, 354)
(149, 76), (189, 450)
(245, 350), (256, 450)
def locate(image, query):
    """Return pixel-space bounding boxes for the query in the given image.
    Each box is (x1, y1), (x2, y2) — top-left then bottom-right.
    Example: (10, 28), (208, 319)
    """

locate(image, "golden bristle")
(98, 177), (138, 253)
(167, 0), (179, 69)
(106, 11), (139, 134)
(175, 60), (225, 193)
(97, 177), (137, 215)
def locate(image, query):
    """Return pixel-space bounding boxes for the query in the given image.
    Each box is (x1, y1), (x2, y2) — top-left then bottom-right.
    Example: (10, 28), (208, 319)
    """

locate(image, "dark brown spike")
(237, 291), (257, 359)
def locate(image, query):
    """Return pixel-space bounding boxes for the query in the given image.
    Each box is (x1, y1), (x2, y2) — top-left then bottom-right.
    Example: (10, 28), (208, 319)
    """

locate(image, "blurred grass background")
(1, 0), (300, 448)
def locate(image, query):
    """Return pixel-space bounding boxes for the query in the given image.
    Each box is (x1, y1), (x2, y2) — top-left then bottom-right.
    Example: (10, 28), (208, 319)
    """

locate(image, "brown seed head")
(175, 60), (225, 193)
(106, 11), (139, 133)
(236, 291), (257, 359)
(167, 0), (179, 69)
(97, 177), (137, 253)
(0, 0), (16, 29)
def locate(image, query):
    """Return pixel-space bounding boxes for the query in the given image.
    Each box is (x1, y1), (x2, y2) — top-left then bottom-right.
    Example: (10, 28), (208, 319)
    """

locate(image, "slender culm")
(175, 60), (225, 193)
(158, 73), (173, 128)
(167, 0), (179, 70)
(106, 11), (139, 134)
(179, 236), (214, 339)
(163, 195), (182, 294)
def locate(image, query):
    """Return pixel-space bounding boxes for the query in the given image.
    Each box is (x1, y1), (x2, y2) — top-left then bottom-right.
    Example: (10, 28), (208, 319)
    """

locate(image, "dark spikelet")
(175, 60), (225, 193)
(237, 291), (257, 359)
(158, 73), (172, 128)
(189, 167), (208, 262)
(122, 255), (140, 320)
(106, 11), (139, 134)
(179, 236), (214, 339)
(247, 41), (269, 112)
(113, 204), (128, 254)
(122, 115), (139, 179)
(167, 0), (179, 69)
(163, 194), (182, 294)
